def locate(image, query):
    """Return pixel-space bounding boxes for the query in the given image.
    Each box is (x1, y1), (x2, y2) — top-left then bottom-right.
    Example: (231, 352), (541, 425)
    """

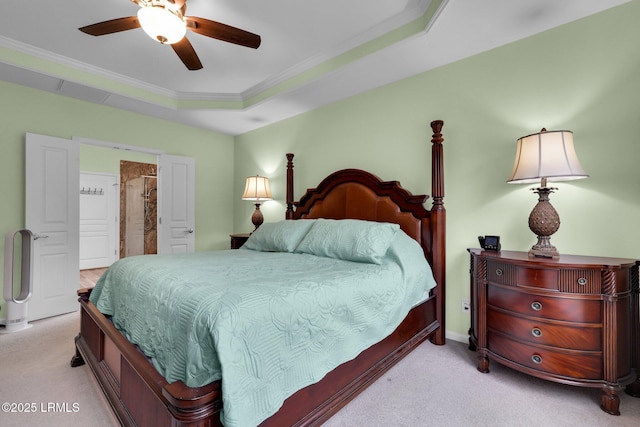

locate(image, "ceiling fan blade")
(171, 37), (203, 70)
(186, 17), (261, 49)
(79, 17), (140, 36)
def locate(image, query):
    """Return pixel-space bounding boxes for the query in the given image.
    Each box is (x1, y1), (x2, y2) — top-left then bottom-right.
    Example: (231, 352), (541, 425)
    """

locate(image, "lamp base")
(528, 236), (559, 258)
(527, 187), (560, 259)
(251, 203), (264, 231)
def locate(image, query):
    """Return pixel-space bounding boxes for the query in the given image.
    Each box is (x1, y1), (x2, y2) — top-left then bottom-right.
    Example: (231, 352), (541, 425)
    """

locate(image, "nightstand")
(230, 233), (250, 249)
(468, 248), (640, 415)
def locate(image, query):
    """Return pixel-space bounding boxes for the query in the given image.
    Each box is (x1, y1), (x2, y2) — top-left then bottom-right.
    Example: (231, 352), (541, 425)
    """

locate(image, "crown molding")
(0, 36), (175, 97)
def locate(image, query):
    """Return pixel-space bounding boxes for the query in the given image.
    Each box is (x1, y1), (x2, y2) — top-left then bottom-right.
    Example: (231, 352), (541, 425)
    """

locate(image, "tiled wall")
(119, 160), (157, 257)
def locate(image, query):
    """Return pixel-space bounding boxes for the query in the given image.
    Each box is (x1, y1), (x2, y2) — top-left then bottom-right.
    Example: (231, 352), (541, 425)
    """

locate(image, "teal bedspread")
(90, 233), (435, 427)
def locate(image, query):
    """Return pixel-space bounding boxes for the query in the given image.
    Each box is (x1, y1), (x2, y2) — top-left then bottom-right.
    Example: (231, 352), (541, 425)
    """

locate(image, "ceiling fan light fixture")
(137, 6), (186, 44)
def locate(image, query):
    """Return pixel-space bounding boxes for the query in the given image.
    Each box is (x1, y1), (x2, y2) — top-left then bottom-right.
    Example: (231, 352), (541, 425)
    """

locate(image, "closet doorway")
(77, 139), (195, 259)
(78, 142), (159, 283)
(26, 133), (194, 320)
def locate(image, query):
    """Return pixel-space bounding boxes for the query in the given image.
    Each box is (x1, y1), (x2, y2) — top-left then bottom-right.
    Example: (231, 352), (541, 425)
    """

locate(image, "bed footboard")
(72, 289), (223, 427)
(73, 290), (438, 427)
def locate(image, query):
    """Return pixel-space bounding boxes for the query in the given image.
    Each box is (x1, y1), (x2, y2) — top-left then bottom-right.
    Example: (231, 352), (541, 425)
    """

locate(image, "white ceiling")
(0, 0), (630, 135)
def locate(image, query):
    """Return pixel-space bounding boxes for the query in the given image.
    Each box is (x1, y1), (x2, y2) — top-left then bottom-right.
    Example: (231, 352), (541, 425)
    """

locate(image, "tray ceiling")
(0, 0), (629, 135)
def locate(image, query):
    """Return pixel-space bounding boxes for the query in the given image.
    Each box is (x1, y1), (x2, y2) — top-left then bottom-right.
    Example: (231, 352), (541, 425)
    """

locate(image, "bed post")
(286, 153), (295, 219)
(429, 120), (446, 345)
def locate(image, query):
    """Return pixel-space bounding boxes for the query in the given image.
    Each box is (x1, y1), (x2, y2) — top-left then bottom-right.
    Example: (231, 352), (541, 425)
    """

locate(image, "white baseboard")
(445, 330), (469, 344)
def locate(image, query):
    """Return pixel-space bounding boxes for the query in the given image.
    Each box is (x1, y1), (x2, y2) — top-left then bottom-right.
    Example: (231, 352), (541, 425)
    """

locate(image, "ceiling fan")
(79, 0), (261, 70)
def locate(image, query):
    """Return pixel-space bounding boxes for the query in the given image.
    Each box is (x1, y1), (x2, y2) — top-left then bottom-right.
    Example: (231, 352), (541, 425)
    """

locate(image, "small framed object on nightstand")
(230, 233), (250, 249)
(478, 235), (500, 252)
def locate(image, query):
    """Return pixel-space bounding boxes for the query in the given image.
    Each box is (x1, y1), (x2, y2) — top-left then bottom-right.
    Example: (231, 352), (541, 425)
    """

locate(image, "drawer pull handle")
(495, 268), (503, 277)
(577, 277), (587, 286)
(532, 354), (543, 364)
(531, 301), (543, 311)
(531, 328), (542, 337)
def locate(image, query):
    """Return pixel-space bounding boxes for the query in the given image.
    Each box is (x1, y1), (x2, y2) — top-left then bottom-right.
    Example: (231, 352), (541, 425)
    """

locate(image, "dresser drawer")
(487, 307), (601, 351)
(486, 261), (602, 293)
(488, 331), (602, 379)
(488, 285), (601, 323)
(487, 261), (557, 290)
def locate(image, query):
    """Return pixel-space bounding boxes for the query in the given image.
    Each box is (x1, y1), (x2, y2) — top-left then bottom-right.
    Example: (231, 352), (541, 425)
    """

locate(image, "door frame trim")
(72, 136), (166, 155)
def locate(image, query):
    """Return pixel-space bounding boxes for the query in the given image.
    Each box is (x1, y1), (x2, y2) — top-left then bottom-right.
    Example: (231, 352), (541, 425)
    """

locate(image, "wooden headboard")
(293, 168), (432, 254)
(284, 120), (446, 344)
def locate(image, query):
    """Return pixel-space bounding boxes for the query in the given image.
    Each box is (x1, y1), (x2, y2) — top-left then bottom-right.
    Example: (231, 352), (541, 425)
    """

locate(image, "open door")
(158, 154), (195, 254)
(25, 133), (79, 320)
(23, 135), (194, 323)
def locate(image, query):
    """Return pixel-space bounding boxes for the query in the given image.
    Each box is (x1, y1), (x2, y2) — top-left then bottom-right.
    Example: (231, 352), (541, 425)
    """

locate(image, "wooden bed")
(71, 119), (447, 427)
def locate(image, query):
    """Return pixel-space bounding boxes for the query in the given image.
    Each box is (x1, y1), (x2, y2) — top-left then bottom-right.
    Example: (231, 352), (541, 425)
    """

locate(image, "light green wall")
(0, 81), (234, 317)
(80, 144), (156, 174)
(234, 2), (640, 339)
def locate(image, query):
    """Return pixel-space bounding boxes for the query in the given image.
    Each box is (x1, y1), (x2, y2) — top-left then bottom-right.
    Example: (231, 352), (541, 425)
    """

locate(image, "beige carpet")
(0, 311), (119, 426)
(1, 311), (639, 426)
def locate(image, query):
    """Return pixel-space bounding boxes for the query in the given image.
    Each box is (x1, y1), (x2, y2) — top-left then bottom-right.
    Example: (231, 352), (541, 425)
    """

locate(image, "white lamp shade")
(507, 130), (589, 184)
(242, 176), (273, 201)
(137, 6), (186, 44)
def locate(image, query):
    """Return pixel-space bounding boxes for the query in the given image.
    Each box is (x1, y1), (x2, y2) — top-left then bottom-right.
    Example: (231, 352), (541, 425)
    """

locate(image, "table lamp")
(242, 175), (273, 231)
(507, 128), (588, 258)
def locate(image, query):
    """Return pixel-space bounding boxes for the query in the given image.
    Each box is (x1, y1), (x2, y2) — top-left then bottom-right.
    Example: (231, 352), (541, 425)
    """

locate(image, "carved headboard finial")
(431, 120), (443, 136)
(430, 120), (444, 207)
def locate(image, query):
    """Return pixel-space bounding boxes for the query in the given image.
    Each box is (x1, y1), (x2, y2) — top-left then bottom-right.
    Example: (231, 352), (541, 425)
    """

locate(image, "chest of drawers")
(468, 249), (640, 415)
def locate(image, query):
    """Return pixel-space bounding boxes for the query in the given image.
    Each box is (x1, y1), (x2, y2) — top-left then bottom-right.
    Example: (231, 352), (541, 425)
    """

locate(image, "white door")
(79, 172), (118, 269)
(25, 133), (79, 321)
(158, 155), (195, 253)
